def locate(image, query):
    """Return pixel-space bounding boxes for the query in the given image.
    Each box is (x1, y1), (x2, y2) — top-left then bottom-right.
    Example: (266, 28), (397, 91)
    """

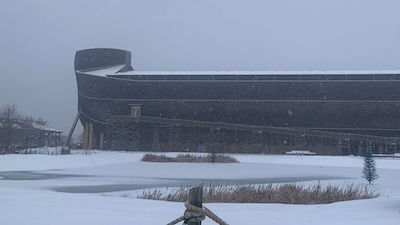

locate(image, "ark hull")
(75, 48), (400, 154)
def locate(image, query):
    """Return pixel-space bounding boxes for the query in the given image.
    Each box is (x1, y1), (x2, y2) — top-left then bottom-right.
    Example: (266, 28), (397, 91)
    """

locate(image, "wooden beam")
(65, 110), (81, 148)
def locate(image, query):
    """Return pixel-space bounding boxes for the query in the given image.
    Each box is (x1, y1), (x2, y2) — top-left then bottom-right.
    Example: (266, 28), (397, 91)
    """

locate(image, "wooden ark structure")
(74, 48), (400, 155)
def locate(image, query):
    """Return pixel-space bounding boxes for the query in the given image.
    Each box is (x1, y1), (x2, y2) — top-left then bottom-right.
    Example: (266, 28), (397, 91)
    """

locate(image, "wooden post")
(184, 187), (203, 225)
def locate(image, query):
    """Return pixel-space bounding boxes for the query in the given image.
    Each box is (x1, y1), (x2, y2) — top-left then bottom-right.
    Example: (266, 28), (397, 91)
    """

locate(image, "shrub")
(141, 153), (238, 163)
(18, 146), (68, 155)
(138, 183), (379, 204)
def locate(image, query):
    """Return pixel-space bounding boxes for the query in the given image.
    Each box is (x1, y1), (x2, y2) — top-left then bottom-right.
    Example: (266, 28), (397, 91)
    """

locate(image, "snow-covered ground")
(1, 150), (400, 224)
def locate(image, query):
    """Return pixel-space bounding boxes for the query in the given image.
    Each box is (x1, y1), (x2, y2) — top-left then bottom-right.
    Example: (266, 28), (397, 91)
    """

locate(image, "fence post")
(184, 187), (203, 225)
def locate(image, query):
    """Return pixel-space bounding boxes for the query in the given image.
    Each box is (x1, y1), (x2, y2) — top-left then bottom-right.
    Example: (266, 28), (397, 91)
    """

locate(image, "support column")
(378, 144), (384, 154)
(93, 131), (97, 149)
(152, 127), (160, 151)
(83, 121), (89, 149)
(357, 144), (363, 156)
(99, 132), (104, 150)
(88, 122), (94, 150)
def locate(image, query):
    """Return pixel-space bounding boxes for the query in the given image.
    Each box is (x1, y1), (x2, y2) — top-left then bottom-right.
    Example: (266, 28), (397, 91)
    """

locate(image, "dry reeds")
(141, 153), (238, 163)
(138, 183), (379, 204)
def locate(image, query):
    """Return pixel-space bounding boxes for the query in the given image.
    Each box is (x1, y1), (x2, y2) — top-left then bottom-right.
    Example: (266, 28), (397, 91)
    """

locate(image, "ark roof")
(115, 70), (400, 76)
(79, 64), (400, 78)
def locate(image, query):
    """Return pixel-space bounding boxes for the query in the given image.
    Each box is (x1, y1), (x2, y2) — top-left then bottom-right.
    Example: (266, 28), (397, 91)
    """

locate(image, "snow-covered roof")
(0, 121), (61, 133)
(32, 122), (62, 133)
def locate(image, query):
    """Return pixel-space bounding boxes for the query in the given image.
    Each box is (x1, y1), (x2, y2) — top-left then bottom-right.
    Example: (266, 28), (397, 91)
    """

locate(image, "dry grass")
(141, 153), (239, 163)
(138, 184), (379, 204)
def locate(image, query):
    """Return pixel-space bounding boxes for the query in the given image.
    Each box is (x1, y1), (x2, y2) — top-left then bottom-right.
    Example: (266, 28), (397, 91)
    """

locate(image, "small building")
(0, 119), (62, 153)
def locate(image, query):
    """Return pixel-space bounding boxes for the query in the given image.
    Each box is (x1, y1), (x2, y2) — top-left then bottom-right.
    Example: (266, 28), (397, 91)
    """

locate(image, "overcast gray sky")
(1, 0), (400, 133)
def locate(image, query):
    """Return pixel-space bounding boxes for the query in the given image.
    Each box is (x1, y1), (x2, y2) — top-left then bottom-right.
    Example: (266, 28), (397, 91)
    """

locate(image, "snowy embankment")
(238, 154), (400, 169)
(0, 150), (142, 171)
(1, 188), (399, 225)
(1, 150), (400, 225)
(3, 150), (398, 172)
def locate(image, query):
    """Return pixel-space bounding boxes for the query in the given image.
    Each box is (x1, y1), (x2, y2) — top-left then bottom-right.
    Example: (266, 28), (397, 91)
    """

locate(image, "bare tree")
(0, 105), (22, 154)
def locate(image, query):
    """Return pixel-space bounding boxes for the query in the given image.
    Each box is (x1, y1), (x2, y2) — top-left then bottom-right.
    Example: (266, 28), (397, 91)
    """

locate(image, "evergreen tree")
(362, 145), (379, 185)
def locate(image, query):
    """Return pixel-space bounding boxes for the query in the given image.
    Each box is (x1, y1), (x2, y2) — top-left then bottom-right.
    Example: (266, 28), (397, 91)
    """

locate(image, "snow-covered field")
(1, 150), (400, 225)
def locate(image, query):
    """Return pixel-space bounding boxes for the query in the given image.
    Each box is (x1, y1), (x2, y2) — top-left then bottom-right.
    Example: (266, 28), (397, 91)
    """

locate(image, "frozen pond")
(0, 170), (346, 193)
(0, 171), (87, 180)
